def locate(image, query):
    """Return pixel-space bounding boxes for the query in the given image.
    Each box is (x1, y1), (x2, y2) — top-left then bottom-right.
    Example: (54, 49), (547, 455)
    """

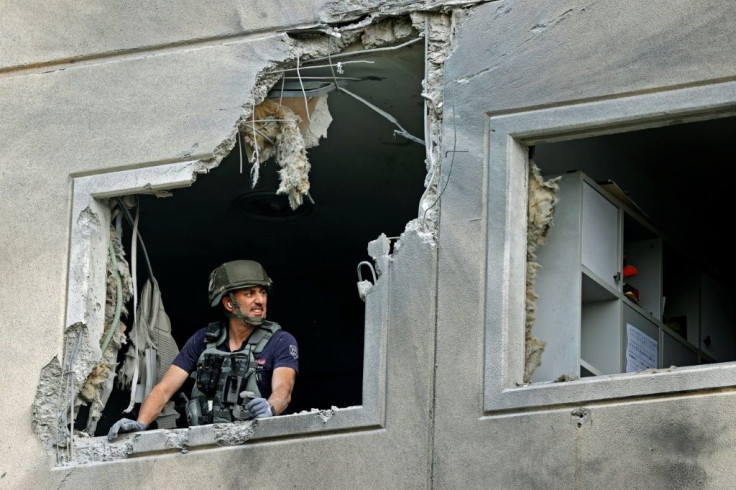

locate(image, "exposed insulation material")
(241, 99), (316, 209)
(80, 217), (133, 435)
(524, 161), (561, 383)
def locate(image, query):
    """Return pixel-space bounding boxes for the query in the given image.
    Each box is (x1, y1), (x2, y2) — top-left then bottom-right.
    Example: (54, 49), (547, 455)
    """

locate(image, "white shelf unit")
(531, 170), (721, 382)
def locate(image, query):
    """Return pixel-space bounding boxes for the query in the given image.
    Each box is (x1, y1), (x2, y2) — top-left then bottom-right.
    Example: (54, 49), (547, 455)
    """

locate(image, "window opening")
(529, 116), (736, 382)
(483, 81), (736, 413)
(66, 26), (429, 445)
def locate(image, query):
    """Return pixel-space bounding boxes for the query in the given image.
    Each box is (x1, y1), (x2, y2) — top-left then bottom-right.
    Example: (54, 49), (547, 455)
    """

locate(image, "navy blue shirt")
(172, 322), (299, 399)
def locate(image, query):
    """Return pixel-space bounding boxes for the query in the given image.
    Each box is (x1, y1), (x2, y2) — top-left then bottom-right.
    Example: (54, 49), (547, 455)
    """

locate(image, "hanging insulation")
(524, 161), (561, 383)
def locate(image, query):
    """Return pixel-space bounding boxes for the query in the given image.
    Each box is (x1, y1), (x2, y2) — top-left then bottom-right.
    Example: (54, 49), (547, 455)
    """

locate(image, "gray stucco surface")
(3, 0), (736, 487)
(432, 0), (736, 488)
(0, 1), (317, 70)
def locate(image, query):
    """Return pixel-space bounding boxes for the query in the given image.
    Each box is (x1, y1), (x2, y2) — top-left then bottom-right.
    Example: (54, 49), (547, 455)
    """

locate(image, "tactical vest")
(188, 320), (280, 425)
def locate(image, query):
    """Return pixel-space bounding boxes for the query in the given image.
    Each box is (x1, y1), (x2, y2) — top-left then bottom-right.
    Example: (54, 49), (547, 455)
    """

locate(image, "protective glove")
(245, 397), (275, 419)
(107, 418), (146, 441)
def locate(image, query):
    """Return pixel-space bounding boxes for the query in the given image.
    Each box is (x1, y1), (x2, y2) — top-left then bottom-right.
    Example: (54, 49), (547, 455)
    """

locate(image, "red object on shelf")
(623, 264), (638, 278)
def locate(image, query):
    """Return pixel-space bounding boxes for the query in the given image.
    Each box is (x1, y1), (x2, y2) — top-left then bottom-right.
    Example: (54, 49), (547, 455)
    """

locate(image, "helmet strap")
(226, 292), (265, 326)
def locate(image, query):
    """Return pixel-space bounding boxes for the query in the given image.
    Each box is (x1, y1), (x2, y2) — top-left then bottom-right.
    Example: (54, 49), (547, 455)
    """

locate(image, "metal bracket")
(357, 260), (377, 285)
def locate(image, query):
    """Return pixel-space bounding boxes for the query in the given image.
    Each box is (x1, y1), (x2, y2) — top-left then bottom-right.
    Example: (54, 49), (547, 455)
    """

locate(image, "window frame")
(483, 80), (736, 414)
(66, 161), (388, 460)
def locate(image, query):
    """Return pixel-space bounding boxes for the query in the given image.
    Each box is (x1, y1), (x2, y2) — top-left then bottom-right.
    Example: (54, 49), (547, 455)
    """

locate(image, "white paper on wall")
(626, 323), (658, 372)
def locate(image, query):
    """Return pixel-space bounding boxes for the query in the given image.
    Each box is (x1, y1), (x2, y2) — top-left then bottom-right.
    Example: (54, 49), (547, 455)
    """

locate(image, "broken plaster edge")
(53, 15), (450, 463)
(66, 405), (379, 466)
(317, 0), (492, 24)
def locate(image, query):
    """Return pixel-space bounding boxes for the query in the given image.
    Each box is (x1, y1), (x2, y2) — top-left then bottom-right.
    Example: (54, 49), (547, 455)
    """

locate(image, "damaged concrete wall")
(0, 0), (459, 488)
(4, 0), (736, 488)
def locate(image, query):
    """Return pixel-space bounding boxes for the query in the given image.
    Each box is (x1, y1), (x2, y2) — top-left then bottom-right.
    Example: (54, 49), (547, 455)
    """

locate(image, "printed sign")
(626, 323), (658, 372)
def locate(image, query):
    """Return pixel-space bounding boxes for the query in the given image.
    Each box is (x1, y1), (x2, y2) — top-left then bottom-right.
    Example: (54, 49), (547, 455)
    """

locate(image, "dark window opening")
(530, 115), (736, 381)
(90, 39), (427, 436)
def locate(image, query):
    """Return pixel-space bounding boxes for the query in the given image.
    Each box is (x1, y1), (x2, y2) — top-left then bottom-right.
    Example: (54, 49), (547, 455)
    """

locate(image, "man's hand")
(107, 418), (146, 441)
(245, 397), (275, 418)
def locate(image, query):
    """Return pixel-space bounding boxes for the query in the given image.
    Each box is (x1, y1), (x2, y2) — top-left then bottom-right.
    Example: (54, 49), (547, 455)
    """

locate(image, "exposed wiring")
(280, 76), (363, 81)
(123, 203), (141, 414)
(238, 130), (244, 174)
(115, 197), (154, 281)
(278, 75), (285, 108)
(323, 36), (424, 146)
(295, 54), (311, 123)
(265, 60), (374, 74)
(250, 102), (261, 185)
(422, 85), (459, 223)
(306, 36), (424, 64)
(67, 331), (82, 462)
(56, 328), (83, 464)
(338, 87), (424, 145)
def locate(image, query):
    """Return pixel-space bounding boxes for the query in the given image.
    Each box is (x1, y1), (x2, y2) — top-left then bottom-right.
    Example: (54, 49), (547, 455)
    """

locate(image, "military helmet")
(207, 260), (273, 307)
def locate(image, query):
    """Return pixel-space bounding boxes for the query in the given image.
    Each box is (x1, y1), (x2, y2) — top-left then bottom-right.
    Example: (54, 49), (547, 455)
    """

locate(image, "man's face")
(230, 286), (268, 320)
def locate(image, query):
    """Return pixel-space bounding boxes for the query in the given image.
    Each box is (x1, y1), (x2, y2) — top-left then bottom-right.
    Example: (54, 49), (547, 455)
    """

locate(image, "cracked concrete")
(32, 11), (454, 467)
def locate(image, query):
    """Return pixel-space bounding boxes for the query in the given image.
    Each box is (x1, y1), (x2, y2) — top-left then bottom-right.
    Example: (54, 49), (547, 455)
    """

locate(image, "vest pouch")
(222, 374), (245, 405)
(196, 354), (224, 396)
(221, 354), (250, 405)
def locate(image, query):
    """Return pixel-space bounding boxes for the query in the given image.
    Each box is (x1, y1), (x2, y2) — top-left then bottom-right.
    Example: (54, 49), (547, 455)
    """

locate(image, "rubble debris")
(213, 422), (256, 446)
(524, 161), (561, 382)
